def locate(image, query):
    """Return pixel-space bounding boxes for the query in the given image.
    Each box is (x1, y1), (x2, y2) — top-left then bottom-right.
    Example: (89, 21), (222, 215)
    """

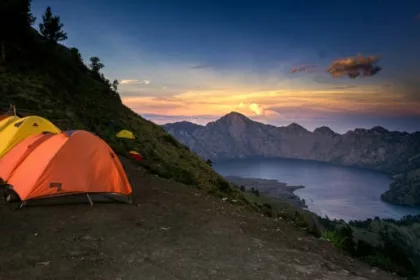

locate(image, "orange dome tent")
(1, 130), (132, 206)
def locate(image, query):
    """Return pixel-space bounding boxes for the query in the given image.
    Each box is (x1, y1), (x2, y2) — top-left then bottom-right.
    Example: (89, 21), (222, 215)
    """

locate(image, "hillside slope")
(163, 112), (420, 175)
(0, 157), (399, 280)
(0, 29), (236, 198)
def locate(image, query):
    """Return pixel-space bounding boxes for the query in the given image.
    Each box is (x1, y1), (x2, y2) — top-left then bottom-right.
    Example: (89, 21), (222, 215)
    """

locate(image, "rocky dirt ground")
(0, 157), (400, 280)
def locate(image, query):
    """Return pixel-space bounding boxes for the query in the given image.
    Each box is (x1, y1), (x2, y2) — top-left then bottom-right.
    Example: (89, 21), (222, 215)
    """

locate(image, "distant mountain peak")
(224, 111), (249, 119)
(286, 122), (308, 132)
(370, 126), (389, 134)
(163, 112), (420, 177)
(163, 120), (202, 127)
(162, 121), (203, 133)
(314, 126), (336, 135)
(217, 111), (251, 124)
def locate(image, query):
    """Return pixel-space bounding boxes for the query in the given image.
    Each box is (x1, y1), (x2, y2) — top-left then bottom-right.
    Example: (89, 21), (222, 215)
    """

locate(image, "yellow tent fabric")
(0, 116), (20, 132)
(116, 129), (135, 139)
(0, 115), (61, 158)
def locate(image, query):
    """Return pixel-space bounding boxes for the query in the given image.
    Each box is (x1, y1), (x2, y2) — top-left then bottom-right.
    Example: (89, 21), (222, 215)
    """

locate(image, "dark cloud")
(191, 64), (213, 69)
(327, 54), (382, 79)
(292, 54), (382, 80)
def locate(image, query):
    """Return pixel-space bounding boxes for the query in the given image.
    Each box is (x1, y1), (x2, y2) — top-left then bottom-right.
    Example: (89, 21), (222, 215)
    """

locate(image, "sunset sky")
(32, 0), (420, 133)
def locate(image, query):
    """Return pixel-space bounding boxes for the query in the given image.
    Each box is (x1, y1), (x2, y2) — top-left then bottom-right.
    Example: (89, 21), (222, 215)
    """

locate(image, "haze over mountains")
(163, 112), (420, 175)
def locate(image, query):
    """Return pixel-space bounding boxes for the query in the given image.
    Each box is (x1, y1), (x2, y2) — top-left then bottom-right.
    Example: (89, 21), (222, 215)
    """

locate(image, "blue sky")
(31, 0), (420, 132)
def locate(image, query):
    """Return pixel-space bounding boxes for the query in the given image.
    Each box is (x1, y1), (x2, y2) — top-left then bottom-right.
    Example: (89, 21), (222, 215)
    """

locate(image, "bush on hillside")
(319, 216), (420, 277)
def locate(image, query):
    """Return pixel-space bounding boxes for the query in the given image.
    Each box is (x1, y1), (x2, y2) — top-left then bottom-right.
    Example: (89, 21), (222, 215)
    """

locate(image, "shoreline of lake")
(215, 158), (420, 221)
(225, 175), (307, 208)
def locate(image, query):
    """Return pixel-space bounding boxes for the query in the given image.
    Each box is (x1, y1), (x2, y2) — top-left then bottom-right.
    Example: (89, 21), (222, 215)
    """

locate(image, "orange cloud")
(122, 82), (420, 121)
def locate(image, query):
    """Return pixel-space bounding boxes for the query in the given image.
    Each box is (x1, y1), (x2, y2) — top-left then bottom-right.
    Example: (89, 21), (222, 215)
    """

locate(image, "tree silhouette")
(112, 79), (119, 91)
(39, 6), (67, 43)
(70, 47), (83, 63)
(0, 0), (36, 63)
(89, 56), (104, 73)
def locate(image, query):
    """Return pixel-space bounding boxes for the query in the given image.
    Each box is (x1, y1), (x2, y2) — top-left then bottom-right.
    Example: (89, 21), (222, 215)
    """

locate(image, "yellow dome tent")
(0, 115), (61, 159)
(0, 116), (20, 132)
(116, 129), (135, 140)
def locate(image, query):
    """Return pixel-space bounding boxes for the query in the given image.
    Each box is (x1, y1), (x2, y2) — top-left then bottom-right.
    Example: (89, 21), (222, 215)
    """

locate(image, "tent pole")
(86, 193), (94, 206)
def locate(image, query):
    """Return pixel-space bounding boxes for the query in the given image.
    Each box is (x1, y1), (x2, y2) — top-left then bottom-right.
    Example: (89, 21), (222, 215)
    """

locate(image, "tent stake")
(20, 201), (27, 208)
(86, 193), (94, 206)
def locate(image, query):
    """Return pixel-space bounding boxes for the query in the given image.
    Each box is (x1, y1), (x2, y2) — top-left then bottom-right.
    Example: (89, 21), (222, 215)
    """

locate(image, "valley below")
(164, 111), (420, 207)
(214, 158), (420, 222)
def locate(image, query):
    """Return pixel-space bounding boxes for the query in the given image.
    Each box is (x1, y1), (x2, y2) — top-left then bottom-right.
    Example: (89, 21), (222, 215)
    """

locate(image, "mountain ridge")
(164, 111), (413, 136)
(163, 111), (420, 175)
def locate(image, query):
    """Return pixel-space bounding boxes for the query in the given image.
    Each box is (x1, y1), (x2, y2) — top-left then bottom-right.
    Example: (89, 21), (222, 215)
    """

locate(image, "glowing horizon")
(120, 78), (420, 133)
(30, 0), (420, 133)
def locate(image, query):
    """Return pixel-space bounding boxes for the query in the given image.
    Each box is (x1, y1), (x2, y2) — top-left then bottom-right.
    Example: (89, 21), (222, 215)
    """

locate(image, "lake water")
(213, 158), (420, 222)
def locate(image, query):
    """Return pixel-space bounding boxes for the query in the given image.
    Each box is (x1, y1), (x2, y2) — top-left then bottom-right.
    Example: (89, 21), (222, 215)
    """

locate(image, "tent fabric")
(4, 130), (132, 201)
(0, 115), (12, 122)
(0, 115), (61, 159)
(0, 116), (20, 132)
(0, 132), (56, 182)
(128, 150), (143, 161)
(116, 129), (135, 139)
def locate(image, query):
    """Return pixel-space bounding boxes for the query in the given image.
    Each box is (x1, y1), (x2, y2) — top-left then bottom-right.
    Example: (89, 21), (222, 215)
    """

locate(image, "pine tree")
(39, 7), (68, 43)
(89, 57), (104, 73)
(112, 79), (119, 92)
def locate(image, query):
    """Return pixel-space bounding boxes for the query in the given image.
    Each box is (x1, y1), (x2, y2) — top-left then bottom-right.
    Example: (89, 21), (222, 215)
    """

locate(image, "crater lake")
(213, 158), (420, 221)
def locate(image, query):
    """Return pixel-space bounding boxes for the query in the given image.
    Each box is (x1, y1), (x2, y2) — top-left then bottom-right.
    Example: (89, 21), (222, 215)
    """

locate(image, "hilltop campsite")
(1, 1), (420, 280)
(0, 110), (400, 280)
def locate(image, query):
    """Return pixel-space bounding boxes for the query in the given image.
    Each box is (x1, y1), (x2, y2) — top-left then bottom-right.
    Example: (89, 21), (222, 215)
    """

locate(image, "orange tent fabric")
(3, 130), (132, 201)
(0, 132), (56, 182)
(0, 115), (10, 122)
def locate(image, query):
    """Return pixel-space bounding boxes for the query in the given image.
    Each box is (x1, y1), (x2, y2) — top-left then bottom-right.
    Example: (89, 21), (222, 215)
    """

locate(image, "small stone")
(36, 261), (51, 266)
(81, 235), (94, 241)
